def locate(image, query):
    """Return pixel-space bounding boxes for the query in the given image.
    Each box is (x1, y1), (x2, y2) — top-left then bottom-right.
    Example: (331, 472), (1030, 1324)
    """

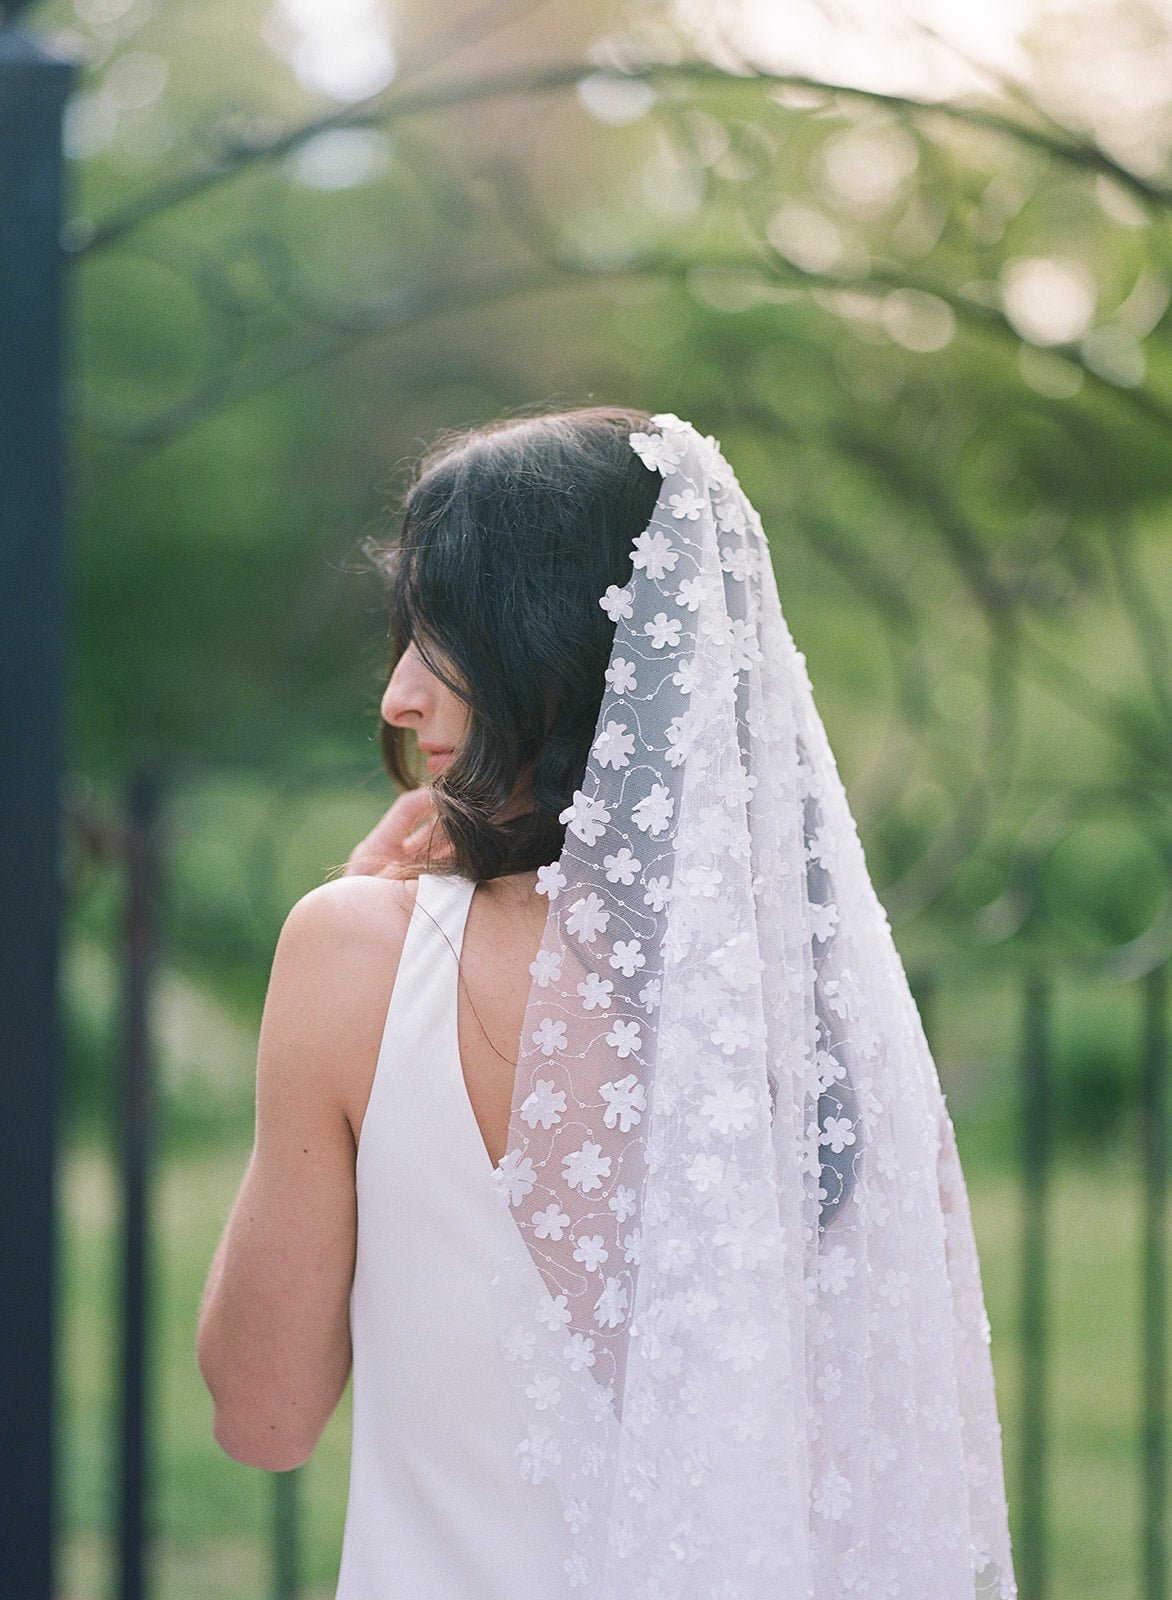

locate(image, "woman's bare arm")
(196, 877), (407, 1470)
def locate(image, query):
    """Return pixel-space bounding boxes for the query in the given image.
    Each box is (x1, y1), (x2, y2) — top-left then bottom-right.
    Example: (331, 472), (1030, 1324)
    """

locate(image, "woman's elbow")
(196, 1331), (341, 1465)
(212, 1402), (317, 1473)
(198, 1334), (322, 1471)
(196, 1308), (351, 1472)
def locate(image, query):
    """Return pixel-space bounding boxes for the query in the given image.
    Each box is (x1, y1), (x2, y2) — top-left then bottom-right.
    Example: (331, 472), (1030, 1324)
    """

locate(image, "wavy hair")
(363, 405), (663, 882)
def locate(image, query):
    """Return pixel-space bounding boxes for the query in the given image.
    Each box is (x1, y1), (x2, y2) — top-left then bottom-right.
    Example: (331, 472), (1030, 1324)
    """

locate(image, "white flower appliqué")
(600, 1073), (647, 1129)
(559, 790), (611, 846)
(598, 584), (633, 621)
(520, 1079), (567, 1129)
(593, 720), (636, 770)
(630, 527), (679, 580)
(562, 1142), (612, 1194)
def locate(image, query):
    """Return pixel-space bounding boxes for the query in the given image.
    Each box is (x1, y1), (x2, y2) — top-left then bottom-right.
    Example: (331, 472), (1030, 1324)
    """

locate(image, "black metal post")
(118, 768), (163, 1600)
(273, 1468), (302, 1599)
(910, 971), (934, 1053)
(1019, 967), (1050, 1600)
(0, 18), (76, 1600)
(1140, 960), (1168, 1600)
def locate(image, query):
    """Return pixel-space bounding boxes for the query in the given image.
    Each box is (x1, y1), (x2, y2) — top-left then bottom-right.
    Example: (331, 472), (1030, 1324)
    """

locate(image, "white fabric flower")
(519, 1079), (567, 1130)
(817, 1245), (857, 1295)
(605, 656), (637, 694)
(516, 1425), (560, 1485)
(630, 526), (679, 579)
(576, 972), (614, 1011)
(668, 487), (706, 520)
(532, 1203), (570, 1241)
(631, 782), (674, 835)
(573, 1234), (609, 1273)
(608, 938), (645, 977)
(567, 891), (610, 943)
(701, 1080), (759, 1135)
(592, 719), (635, 770)
(535, 861), (566, 900)
(600, 1072), (646, 1126)
(603, 1021), (638, 1066)
(644, 611), (682, 650)
(494, 1149), (536, 1206)
(502, 1322), (536, 1362)
(530, 1017), (566, 1056)
(598, 583), (633, 621)
(716, 495), (747, 535)
(819, 1114), (855, 1153)
(602, 847), (641, 885)
(562, 1332), (597, 1371)
(536, 1292), (572, 1331)
(558, 790), (610, 845)
(687, 1152), (724, 1192)
(642, 875), (672, 912)
(720, 540), (755, 579)
(630, 427), (685, 474)
(562, 1141), (612, 1194)
(592, 1276), (629, 1329)
(529, 947), (562, 986)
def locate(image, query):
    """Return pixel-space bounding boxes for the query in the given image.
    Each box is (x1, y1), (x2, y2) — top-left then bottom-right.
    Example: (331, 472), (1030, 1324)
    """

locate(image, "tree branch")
(71, 58), (1172, 256)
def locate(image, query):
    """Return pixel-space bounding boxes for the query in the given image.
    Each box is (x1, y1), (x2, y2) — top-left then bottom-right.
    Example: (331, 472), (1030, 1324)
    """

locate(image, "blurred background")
(4, 0), (1170, 1594)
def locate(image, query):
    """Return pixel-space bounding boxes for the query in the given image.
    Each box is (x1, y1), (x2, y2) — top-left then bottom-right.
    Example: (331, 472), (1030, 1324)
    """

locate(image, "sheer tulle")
(485, 415), (1018, 1599)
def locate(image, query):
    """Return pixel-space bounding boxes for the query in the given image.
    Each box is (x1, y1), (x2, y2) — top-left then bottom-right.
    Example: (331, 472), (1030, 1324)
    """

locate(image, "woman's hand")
(344, 786), (451, 877)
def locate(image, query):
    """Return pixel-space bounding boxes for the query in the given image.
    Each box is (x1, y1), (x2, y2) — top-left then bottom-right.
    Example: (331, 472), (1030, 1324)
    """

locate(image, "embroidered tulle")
(484, 414), (1018, 1599)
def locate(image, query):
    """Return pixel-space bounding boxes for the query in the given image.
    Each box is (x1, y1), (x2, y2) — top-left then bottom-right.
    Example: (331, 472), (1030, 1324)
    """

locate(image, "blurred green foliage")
(51, 0), (1170, 1152)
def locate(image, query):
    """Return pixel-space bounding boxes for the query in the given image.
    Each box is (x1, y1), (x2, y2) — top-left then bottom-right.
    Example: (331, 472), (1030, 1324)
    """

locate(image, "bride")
(198, 405), (1017, 1599)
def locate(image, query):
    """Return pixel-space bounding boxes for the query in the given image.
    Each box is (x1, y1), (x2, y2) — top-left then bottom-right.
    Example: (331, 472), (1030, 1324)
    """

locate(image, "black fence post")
(910, 971), (934, 1053)
(1018, 967), (1050, 1600)
(1140, 960), (1168, 1600)
(0, 17), (76, 1600)
(118, 767), (164, 1600)
(273, 1468), (302, 1599)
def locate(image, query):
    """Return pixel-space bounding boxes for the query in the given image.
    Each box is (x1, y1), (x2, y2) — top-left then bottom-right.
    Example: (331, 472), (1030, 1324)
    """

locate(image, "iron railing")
(61, 764), (1171, 1600)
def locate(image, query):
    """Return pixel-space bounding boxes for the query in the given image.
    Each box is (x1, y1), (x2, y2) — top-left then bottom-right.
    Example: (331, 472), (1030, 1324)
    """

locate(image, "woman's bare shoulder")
(282, 872), (420, 949)
(269, 874), (422, 1041)
(266, 875), (425, 1139)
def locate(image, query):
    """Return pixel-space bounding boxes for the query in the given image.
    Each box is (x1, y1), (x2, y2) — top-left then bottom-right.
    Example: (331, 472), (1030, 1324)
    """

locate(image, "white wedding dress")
(334, 870), (574, 1600)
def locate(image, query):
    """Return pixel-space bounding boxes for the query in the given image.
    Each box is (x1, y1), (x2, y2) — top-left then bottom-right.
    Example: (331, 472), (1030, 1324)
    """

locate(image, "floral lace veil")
(484, 413), (1018, 1600)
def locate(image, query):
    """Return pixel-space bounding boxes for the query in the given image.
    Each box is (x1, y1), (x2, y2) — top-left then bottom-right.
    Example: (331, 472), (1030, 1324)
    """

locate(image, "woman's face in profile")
(380, 639), (469, 779)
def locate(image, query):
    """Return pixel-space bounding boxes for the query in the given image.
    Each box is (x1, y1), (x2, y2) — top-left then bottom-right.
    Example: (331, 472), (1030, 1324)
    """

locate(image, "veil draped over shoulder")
(483, 413), (1017, 1600)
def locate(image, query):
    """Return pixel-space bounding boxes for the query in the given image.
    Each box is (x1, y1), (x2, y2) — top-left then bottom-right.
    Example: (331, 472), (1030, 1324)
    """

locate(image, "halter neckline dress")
(334, 870), (573, 1600)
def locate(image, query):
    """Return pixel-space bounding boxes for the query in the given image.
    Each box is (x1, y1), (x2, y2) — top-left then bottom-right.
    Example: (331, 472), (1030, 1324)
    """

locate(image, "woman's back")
(334, 868), (573, 1600)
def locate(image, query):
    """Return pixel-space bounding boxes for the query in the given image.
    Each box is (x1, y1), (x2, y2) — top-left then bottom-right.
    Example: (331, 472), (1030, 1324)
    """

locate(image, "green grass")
(58, 1138), (1159, 1598)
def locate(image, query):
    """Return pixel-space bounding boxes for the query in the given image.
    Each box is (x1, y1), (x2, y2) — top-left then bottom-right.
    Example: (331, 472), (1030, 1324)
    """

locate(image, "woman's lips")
(424, 751), (452, 772)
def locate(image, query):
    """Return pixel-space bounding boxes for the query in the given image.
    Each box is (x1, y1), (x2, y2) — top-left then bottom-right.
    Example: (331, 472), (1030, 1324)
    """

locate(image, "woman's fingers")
(345, 787), (438, 875)
(399, 798), (457, 867)
(380, 787), (437, 852)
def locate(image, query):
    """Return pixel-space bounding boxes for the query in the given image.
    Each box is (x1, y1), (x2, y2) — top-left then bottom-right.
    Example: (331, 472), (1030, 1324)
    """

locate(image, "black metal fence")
(65, 768), (309, 1600)
(59, 762), (1170, 1600)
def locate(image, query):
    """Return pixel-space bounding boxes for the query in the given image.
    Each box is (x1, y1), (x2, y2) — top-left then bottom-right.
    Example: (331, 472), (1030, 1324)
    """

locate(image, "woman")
(198, 407), (1017, 1599)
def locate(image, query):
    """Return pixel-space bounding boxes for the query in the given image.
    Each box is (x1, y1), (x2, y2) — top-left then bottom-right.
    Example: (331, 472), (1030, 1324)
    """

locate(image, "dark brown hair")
(363, 405), (663, 883)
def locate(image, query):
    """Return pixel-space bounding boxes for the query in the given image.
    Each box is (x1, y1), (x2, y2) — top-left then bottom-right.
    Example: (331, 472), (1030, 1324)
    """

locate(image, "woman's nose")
(381, 652), (427, 726)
